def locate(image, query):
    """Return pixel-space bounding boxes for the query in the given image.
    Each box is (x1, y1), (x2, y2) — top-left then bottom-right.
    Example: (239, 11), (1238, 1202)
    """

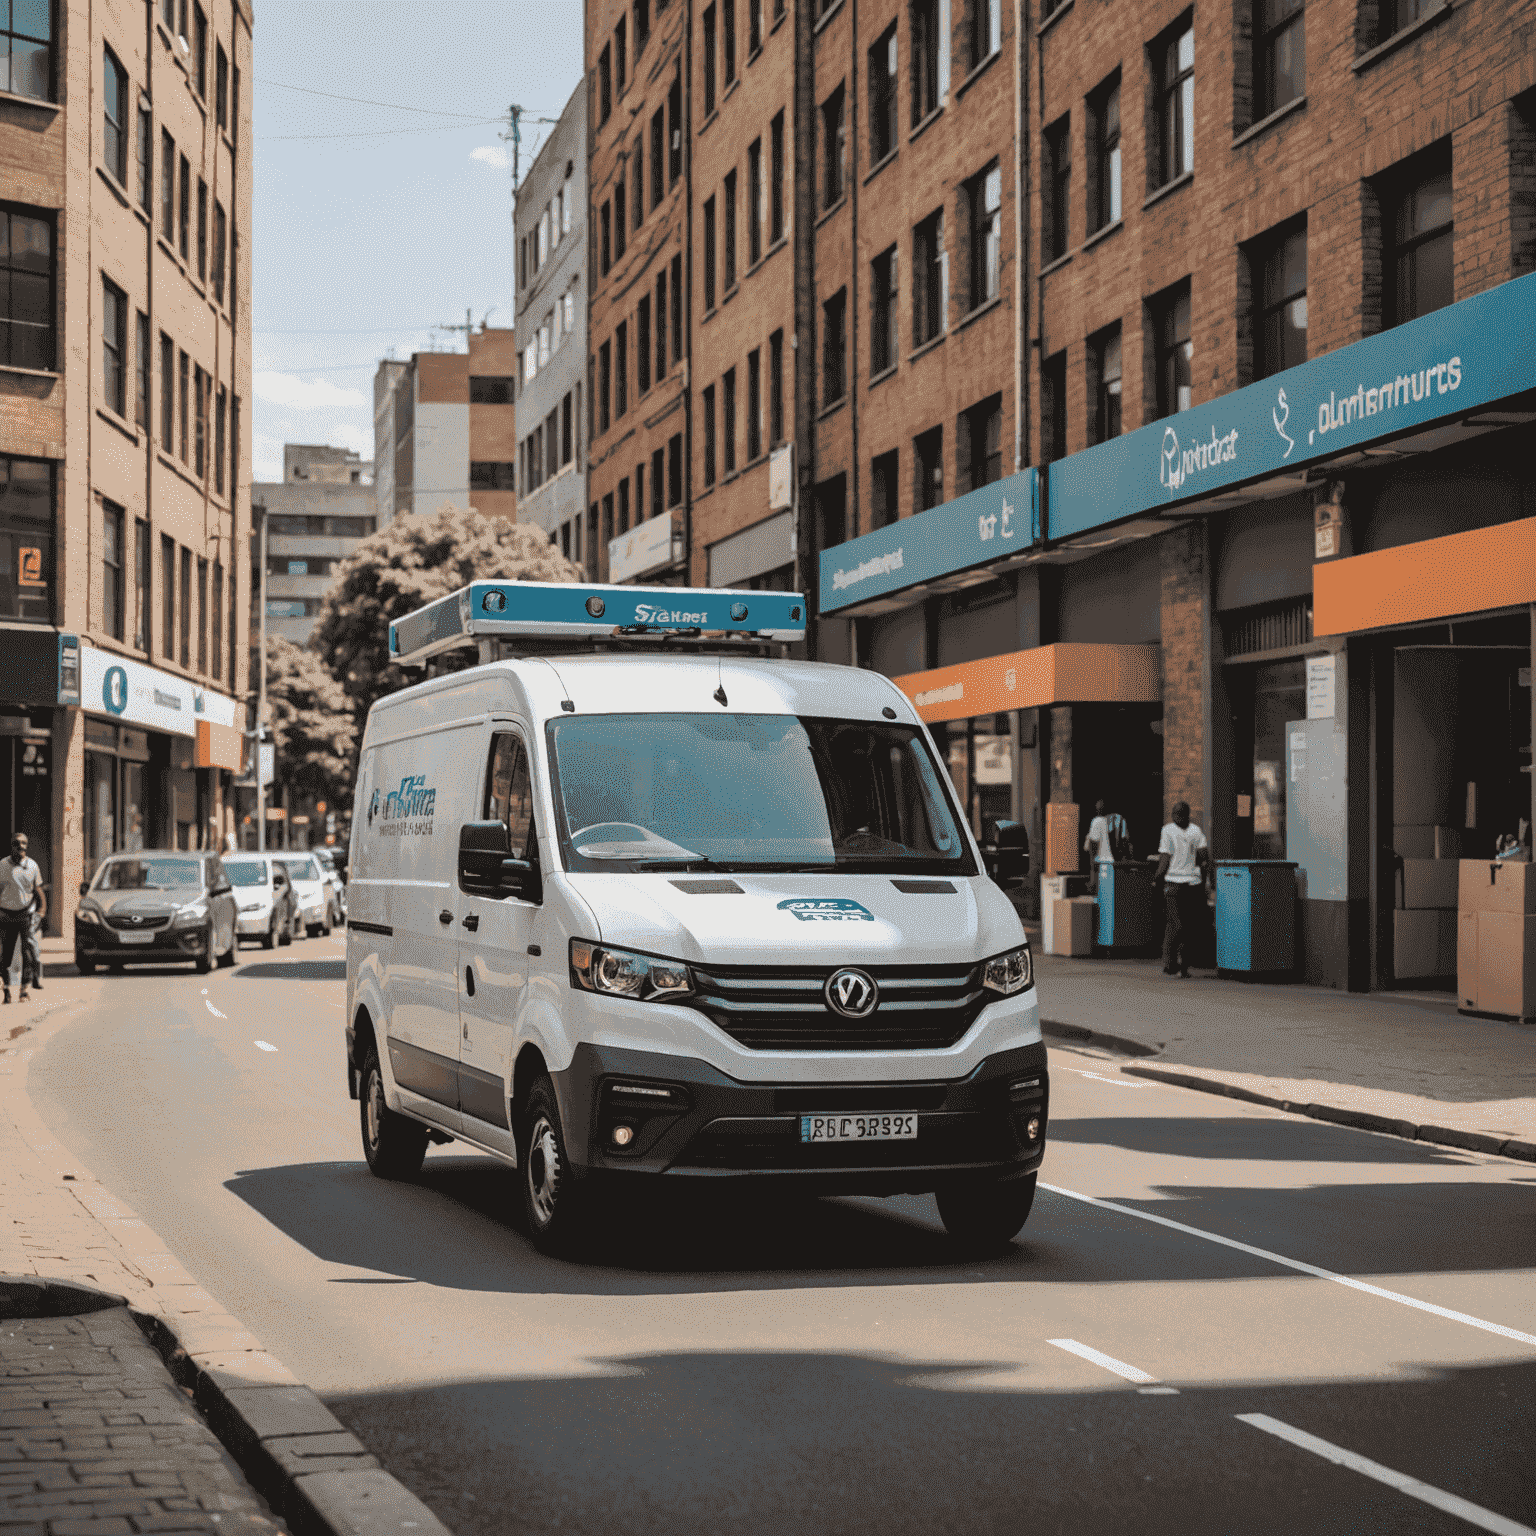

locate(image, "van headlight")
(570, 940), (694, 1001)
(982, 944), (1033, 996)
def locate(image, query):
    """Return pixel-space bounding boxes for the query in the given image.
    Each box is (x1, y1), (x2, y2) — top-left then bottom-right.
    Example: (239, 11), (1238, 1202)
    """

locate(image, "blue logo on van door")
(777, 898), (875, 922)
(376, 775), (437, 836)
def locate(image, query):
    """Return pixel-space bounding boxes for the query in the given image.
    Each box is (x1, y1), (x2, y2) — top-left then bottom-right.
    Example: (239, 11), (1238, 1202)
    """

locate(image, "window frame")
(1153, 281), (1192, 420)
(102, 499), (126, 641)
(1090, 324), (1123, 445)
(912, 208), (947, 348)
(966, 161), (1002, 312)
(101, 274), (128, 417)
(871, 243), (898, 375)
(103, 46), (129, 183)
(1154, 18), (1194, 189)
(869, 25), (898, 164)
(747, 346), (762, 460)
(0, 205), (56, 372)
(914, 425), (943, 512)
(821, 84), (846, 210)
(3, 0), (54, 102)
(1088, 73), (1121, 234)
(1044, 114), (1070, 262)
(1385, 151), (1453, 329)
(1252, 218), (1308, 378)
(1255, 0), (1304, 120)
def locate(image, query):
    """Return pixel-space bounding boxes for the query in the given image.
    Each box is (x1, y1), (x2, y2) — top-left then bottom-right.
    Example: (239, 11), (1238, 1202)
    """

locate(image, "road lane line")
(204, 1000), (227, 1019)
(1236, 1414), (1536, 1536)
(1041, 1183), (1536, 1349)
(254, 1041), (277, 1052)
(1047, 1338), (1158, 1384)
(1062, 1068), (1149, 1087)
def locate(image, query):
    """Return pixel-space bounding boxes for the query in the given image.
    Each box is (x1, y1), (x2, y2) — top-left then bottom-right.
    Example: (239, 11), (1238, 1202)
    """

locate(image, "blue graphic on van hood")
(777, 898), (875, 922)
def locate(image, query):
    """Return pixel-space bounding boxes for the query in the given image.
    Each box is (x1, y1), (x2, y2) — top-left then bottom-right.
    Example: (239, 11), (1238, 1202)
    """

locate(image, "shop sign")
(609, 514), (678, 584)
(1048, 270), (1536, 540)
(1306, 655), (1336, 720)
(820, 468), (1040, 615)
(79, 646), (238, 738)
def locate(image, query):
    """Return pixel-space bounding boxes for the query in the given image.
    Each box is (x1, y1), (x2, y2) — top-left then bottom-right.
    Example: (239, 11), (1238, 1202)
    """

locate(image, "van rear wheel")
(520, 1076), (592, 1256)
(361, 1047), (428, 1180)
(936, 1173), (1037, 1253)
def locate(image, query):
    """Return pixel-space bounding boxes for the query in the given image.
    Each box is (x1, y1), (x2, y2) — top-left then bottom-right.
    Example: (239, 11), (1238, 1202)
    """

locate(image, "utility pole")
(256, 503), (268, 854)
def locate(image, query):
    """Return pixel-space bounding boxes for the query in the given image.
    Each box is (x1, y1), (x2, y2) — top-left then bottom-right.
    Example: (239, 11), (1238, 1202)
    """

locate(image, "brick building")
(821, 0), (1535, 992)
(1, 0), (255, 931)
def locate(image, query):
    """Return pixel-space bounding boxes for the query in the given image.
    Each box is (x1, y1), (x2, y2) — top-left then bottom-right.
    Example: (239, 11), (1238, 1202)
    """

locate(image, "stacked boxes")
(1458, 861), (1536, 1020)
(1393, 825), (1464, 980)
(1041, 874), (1089, 956)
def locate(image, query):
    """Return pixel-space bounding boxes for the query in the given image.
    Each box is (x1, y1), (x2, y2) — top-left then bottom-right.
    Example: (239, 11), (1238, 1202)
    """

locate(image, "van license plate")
(117, 931), (155, 944)
(800, 1113), (917, 1143)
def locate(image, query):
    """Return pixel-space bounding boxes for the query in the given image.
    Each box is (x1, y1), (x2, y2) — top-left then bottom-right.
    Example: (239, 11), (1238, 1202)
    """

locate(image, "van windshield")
(547, 714), (975, 875)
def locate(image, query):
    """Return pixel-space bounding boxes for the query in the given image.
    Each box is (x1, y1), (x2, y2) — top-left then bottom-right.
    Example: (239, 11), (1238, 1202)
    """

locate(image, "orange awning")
(1313, 516), (1536, 636)
(195, 719), (244, 771)
(893, 642), (1162, 724)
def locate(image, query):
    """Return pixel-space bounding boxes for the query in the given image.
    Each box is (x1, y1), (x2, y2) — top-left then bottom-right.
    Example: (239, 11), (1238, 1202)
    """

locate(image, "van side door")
(456, 727), (539, 1156)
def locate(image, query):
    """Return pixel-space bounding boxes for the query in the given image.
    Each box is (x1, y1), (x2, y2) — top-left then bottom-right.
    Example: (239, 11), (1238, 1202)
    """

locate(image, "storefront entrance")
(0, 717), (53, 882)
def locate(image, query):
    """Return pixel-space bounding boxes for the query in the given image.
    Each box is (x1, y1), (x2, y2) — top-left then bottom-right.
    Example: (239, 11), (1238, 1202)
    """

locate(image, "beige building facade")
(0, 0), (254, 938)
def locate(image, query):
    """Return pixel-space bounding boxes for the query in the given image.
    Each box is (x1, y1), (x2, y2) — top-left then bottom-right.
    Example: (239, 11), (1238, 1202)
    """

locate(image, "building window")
(178, 155), (191, 258)
(703, 196), (717, 309)
(135, 311), (150, 428)
(821, 85), (846, 210)
(970, 0), (1000, 71)
(598, 44), (612, 124)
(102, 276), (127, 416)
(723, 169), (738, 288)
(227, 559), (238, 689)
(600, 200), (611, 275)
(960, 395), (1002, 492)
(651, 109), (665, 208)
(216, 42), (228, 127)
(469, 375), (514, 404)
(770, 112), (786, 244)
(1256, 0), (1304, 119)
(749, 0), (762, 52)
(1089, 74), (1121, 232)
(1042, 349), (1067, 463)
(562, 392), (574, 465)
(179, 547), (191, 667)
(137, 103), (152, 211)
(1090, 325), (1122, 444)
(872, 244), (898, 375)
(1155, 20), (1194, 188)
(636, 0), (651, 49)
(0, 207), (53, 371)
(915, 426), (943, 511)
(871, 450), (898, 529)
(103, 47), (129, 182)
(769, 328), (784, 446)
(638, 294), (652, 394)
(196, 556), (208, 672)
(667, 433), (682, 508)
(703, 383), (717, 486)
(230, 395), (240, 508)
(911, 0), (944, 126)
(101, 500), (125, 640)
(1044, 115), (1070, 263)
(822, 290), (847, 406)
(703, 3), (716, 115)
(967, 162), (1002, 311)
(655, 269), (668, 377)
(212, 202), (226, 302)
(869, 25), (898, 164)
(160, 333), (174, 447)
(632, 146), (644, 229)
(912, 209), (947, 348)
(193, 364), (208, 475)
(1254, 219), (1307, 377)
(470, 462), (517, 491)
(214, 385), (226, 492)
(161, 131), (175, 234)
(3, 0), (51, 100)
(211, 562), (223, 677)
(135, 519), (150, 651)
(196, 178), (207, 280)
(1154, 281), (1192, 418)
(614, 182), (627, 259)
(615, 14), (627, 90)
(1379, 0), (1434, 38)
(668, 78), (682, 183)
(748, 138), (763, 265)
(615, 321), (628, 417)
(192, 3), (206, 95)
(1385, 149), (1453, 328)
(723, 0), (736, 84)
(723, 366), (737, 474)
(651, 446), (665, 517)
(598, 339), (611, 433)
(160, 535), (175, 660)
(670, 256), (683, 361)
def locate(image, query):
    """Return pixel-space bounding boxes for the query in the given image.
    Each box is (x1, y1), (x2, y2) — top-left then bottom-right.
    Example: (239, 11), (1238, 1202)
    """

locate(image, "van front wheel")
(520, 1076), (591, 1256)
(361, 1048), (428, 1180)
(936, 1173), (1037, 1253)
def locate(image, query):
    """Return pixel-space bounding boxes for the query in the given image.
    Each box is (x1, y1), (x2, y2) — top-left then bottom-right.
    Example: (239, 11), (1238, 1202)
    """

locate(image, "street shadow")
(221, 1155), (1536, 1296)
(233, 959), (346, 981)
(1047, 1115), (1469, 1165)
(321, 1352), (1536, 1536)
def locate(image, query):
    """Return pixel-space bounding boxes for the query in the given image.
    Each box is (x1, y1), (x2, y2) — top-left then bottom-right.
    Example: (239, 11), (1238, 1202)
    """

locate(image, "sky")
(250, 1), (584, 483)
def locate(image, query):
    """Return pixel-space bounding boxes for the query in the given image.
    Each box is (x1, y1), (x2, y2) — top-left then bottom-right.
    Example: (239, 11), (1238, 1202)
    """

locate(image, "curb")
(134, 1309), (454, 1536)
(0, 1274), (128, 1319)
(1041, 1018), (1161, 1059)
(1121, 1064), (1536, 1163)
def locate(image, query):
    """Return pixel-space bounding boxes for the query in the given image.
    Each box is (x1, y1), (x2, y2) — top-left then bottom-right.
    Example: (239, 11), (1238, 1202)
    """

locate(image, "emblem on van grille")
(824, 968), (878, 1019)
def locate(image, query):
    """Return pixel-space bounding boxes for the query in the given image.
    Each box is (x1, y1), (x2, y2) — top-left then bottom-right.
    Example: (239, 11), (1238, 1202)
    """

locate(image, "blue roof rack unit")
(389, 581), (808, 667)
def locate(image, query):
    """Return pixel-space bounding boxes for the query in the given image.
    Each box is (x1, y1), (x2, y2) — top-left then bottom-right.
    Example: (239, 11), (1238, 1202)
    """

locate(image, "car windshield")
(280, 858), (321, 881)
(547, 713), (974, 875)
(94, 857), (205, 891)
(223, 861), (269, 888)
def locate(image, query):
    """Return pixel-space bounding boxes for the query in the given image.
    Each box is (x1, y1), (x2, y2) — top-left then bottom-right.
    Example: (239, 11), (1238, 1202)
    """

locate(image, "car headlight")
(75, 905), (101, 924)
(239, 900), (265, 912)
(569, 940), (693, 1001)
(172, 900), (210, 927)
(982, 943), (1033, 996)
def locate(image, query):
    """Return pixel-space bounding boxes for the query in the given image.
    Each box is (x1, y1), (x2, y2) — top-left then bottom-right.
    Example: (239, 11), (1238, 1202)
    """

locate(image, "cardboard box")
(1399, 858), (1460, 910)
(1394, 825), (1462, 860)
(1458, 859), (1536, 915)
(1045, 802), (1081, 875)
(1047, 896), (1096, 957)
(1459, 910), (1536, 1019)
(1394, 908), (1456, 979)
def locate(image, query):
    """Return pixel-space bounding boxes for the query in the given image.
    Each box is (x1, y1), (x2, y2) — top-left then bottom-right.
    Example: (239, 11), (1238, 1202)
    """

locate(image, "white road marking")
(1063, 1068), (1149, 1087)
(1047, 1338), (1158, 1384)
(1237, 1414), (1536, 1536)
(204, 1000), (227, 1019)
(1042, 1183), (1536, 1349)
(254, 1040), (277, 1052)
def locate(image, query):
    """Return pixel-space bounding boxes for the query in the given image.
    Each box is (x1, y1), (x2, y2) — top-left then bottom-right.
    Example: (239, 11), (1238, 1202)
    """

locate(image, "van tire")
(936, 1172), (1037, 1253)
(360, 1048), (428, 1180)
(278, 917), (292, 947)
(261, 918), (276, 951)
(519, 1076), (590, 1256)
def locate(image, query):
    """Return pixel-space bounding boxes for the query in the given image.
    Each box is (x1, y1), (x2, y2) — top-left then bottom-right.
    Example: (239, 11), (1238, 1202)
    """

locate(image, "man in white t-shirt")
(1083, 799), (1130, 894)
(1, 833), (44, 1004)
(1155, 801), (1208, 978)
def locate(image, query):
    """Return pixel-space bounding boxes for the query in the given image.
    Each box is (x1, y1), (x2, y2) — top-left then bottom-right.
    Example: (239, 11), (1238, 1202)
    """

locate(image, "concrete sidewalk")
(1030, 948), (1536, 1159)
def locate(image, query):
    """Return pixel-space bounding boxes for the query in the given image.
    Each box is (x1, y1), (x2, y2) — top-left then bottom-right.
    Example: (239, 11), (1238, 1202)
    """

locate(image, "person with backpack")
(1084, 800), (1131, 894)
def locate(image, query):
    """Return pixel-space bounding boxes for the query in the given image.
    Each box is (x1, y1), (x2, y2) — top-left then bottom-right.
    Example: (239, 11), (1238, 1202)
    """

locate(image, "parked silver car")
(75, 852), (238, 975)
(223, 855), (302, 949)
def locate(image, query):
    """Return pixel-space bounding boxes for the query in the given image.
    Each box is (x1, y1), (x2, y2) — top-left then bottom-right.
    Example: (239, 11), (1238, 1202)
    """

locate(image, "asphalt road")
(25, 942), (1536, 1536)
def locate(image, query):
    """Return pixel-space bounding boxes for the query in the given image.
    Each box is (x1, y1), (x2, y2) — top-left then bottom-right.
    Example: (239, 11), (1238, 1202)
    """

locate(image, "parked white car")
(223, 856), (300, 949)
(279, 854), (336, 937)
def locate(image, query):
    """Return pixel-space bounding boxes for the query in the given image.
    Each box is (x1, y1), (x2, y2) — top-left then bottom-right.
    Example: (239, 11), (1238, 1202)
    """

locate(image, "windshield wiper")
(629, 853), (727, 871)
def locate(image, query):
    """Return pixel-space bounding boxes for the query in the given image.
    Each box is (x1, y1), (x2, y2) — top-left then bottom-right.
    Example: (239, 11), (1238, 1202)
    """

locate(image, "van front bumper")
(550, 1041), (1048, 1197)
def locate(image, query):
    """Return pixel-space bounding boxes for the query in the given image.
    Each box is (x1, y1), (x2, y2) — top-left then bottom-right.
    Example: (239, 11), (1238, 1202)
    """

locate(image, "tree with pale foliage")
(309, 505), (581, 732)
(261, 636), (358, 809)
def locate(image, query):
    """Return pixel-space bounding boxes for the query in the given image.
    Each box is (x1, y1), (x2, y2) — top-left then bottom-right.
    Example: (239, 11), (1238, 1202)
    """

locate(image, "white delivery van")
(345, 581), (1047, 1254)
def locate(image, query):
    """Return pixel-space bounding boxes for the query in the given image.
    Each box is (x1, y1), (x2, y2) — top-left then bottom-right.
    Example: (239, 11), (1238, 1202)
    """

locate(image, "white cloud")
(253, 372), (367, 410)
(470, 144), (510, 170)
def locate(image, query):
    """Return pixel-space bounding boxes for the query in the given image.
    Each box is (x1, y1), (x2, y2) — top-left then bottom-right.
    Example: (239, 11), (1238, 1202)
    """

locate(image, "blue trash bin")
(1215, 860), (1298, 975)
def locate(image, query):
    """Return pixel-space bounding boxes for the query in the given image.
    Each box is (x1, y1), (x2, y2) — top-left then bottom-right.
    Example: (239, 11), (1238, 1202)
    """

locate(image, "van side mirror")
(79, 881), (90, 897)
(459, 820), (536, 899)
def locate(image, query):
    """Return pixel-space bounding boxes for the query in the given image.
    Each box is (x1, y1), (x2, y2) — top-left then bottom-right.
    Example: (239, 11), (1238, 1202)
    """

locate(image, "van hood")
(565, 871), (1026, 966)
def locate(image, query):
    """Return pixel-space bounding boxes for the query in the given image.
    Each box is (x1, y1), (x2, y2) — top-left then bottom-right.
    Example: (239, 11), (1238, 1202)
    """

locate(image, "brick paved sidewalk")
(1, 1307), (286, 1536)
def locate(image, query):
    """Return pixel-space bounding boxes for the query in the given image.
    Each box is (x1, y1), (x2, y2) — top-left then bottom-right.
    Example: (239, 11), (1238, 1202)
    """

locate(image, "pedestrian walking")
(1155, 801), (1208, 978)
(1083, 799), (1131, 894)
(1, 832), (44, 1004)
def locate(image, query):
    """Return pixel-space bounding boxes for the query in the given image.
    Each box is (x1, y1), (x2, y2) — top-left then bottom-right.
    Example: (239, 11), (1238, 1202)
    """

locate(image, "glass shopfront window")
(0, 455), (54, 624)
(945, 714), (1016, 837)
(84, 749), (117, 877)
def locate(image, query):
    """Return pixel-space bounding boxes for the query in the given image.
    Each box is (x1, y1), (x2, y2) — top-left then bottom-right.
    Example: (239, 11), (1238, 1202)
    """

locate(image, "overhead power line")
(260, 118), (504, 141)
(254, 78), (494, 118)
